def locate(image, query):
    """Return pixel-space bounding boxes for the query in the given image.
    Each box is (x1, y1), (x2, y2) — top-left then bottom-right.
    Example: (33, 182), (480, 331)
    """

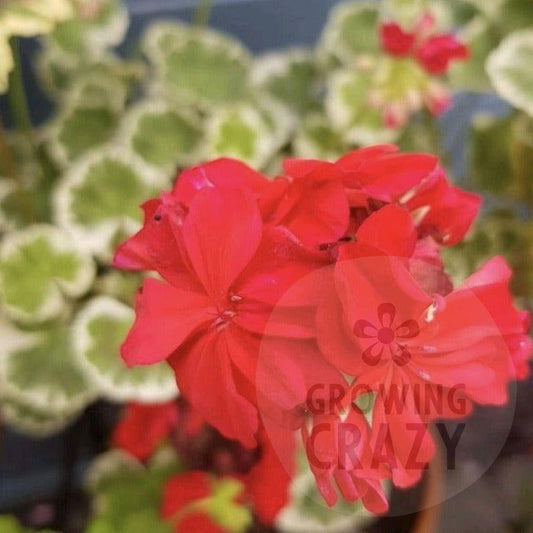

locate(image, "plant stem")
(0, 114), (18, 179)
(7, 39), (54, 184)
(7, 38), (34, 140)
(193, 0), (213, 29)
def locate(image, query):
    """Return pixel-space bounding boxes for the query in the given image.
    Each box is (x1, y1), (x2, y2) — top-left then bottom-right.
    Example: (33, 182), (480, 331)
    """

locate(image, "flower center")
(377, 327), (395, 344)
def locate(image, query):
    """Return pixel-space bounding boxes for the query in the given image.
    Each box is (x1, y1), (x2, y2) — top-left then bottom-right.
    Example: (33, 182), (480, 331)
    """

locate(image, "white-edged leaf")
(251, 49), (322, 116)
(319, 2), (380, 65)
(140, 21), (190, 67)
(72, 296), (178, 403)
(0, 224), (95, 325)
(48, 0), (129, 58)
(293, 114), (348, 161)
(86, 449), (144, 493)
(151, 25), (252, 110)
(325, 69), (399, 145)
(47, 99), (121, 167)
(205, 104), (280, 170)
(53, 148), (168, 261)
(118, 101), (204, 169)
(0, 394), (81, 437)
(276, 469), (377, 533)
(0, 322), (96, 416)
(449, 16), (498, 92)
(487, 29), (533, 116)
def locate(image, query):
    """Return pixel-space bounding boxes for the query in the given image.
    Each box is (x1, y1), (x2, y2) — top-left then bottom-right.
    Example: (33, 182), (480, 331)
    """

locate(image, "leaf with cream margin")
(325, 69), (399, 145)
(293, 113), (348, 161)
(319, 2), (380, 66)
(48, 0), (129, 58)
(204, 104), (280, 170)
(487, 30), (533, 116)
(251, 49), (322, 116)
(0, 320), (96, 418)
(0, 225), (95, 325)
(152, 25), (252, 110)
(53, 148), (168, 261)
(118, 102), (203, 170)
(72, 296), (178, 403)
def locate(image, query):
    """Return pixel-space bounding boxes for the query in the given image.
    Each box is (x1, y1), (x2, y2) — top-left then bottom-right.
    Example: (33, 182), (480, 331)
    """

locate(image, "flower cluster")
(373, 13), (469, 127)
(114, 145), (531, 517)
(112, 399), (293, 530)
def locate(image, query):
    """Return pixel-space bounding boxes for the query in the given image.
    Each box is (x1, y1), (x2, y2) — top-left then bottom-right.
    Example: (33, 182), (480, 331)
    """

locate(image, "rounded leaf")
(487, 30), (533, 116)
(72, 296), (178, 403)
(0, 224), (96, 325)
(118, 102), (204, 169)
(54, 148), (168, 261)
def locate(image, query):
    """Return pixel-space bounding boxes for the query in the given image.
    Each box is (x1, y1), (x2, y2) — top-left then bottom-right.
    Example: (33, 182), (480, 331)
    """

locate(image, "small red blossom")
(112, 401), (178, 461)
(380, 15), (469, 75)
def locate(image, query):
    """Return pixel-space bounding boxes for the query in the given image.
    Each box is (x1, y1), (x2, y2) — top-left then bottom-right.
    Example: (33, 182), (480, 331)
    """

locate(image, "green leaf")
(140, 21), (190, 67)
(0, 393), (80, 437)
(120, 102), (203, 169)
(0, 0), (73, 39)
(251, 49), (322, 116)
(0, 225), (95, 324)
(487, 30), (533, 116)
(209, 478), (252, 533)
(320, 2), (380, 65)
(48, 0), (129, 57)
(205, 104), (280, 169)
(293, 114), (348, 161)
(470, 114), (514, 194)
(86, 449), (144, 493)
(54, 148), (168, 261)
(449, 16), (499, 92)
(0, 515), (24, 533)
(0, 322), (95, 416)
(325, 69), (399, 145)
(156, 27), (252, 109)
(72, 296), (178, 402)
(87, 449), (180, 533)
(50, 104), (118, 165)
(510, 113), (533, 205)
(276, 466), (380, 532)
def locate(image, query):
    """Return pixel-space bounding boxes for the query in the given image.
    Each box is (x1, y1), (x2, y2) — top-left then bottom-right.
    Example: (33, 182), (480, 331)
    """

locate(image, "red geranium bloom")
(112, 401), (178, 461)
(119, 184), (324, 448)
(380, 14), (469, 75)
(316, 231), (528, 485)
(334, 146), (481, 246)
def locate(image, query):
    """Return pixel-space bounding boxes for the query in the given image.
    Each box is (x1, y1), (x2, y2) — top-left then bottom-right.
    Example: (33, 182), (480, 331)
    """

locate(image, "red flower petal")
(416, 34), (470, 75)
(380, 22), (416, 56)
(112, 402), (178, 461)
(183, 187), (263, 299)
(169, 329), (259, 448)
(121, 277), (210, 366)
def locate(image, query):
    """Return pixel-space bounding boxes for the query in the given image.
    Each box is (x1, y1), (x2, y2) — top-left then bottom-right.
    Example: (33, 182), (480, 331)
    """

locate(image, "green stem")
(7, 39), (53, 183)
(7, 39), (34, 139)
(193, 0), (213, 29)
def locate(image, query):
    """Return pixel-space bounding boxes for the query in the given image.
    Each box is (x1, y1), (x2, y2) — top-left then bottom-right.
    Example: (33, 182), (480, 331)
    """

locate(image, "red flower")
(380, 22), (416, 56)
(334, 146), (481, 246)
(416, 34), (469, 75)
(119, 184), (323, 448)
(112, 401), (178, 461)
(316, 238), (528, 483)
(379, 14), (469, 75)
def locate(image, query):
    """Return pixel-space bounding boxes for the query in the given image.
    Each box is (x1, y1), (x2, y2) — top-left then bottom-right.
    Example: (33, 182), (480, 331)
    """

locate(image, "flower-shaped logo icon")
(353, 302), (420, 366)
